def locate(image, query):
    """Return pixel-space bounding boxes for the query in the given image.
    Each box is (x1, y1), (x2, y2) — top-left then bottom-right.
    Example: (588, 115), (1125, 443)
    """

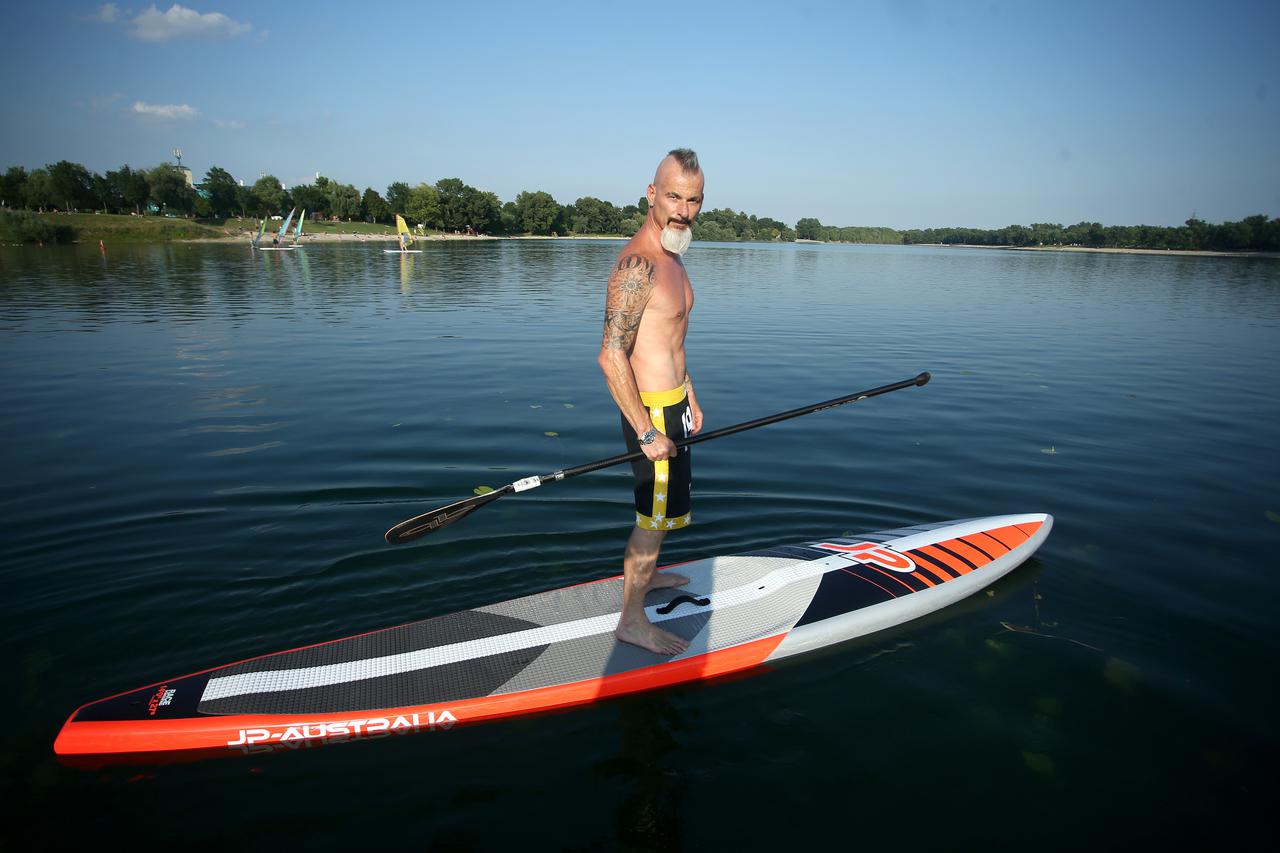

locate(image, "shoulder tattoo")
(602, 254), (655, 351)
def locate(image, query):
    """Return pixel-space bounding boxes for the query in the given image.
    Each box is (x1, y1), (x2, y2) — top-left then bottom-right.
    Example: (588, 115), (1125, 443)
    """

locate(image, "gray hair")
(667, 148), (701, 174)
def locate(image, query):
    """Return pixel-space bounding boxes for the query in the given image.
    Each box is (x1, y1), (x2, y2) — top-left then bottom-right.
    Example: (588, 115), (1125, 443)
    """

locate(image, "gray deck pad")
(198, 555), (814, 716)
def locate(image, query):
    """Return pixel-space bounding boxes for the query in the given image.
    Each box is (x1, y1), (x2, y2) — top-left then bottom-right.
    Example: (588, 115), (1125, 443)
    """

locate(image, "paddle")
(384, 371), (931, 545)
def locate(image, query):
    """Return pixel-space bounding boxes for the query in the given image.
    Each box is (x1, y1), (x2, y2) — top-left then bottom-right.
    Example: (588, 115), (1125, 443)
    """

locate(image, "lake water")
(2, 240), (1276, 848)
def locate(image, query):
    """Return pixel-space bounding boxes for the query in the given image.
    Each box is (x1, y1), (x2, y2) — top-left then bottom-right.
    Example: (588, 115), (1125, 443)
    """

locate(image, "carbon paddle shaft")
(552, 371), (931, 480)
(385, 372), (930, 544)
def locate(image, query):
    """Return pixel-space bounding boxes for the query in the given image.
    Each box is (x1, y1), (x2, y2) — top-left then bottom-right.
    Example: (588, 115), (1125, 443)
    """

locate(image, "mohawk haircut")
(667, 148), (701, 174)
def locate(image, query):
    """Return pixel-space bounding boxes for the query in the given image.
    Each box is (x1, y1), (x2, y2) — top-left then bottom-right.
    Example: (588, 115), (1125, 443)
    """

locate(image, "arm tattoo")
(602, 254), (655, 351)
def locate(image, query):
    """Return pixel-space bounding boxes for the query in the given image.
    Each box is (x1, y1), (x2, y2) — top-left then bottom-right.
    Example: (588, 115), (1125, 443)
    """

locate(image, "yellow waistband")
(639, 385), (687, 407)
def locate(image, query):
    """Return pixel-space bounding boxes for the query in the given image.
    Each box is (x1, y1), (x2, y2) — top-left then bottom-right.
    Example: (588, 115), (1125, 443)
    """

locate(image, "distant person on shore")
(597, 148), (705, 655)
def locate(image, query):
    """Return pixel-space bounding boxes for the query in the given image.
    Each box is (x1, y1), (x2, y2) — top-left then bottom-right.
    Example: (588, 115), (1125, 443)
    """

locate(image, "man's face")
(647, 165), (705, 233)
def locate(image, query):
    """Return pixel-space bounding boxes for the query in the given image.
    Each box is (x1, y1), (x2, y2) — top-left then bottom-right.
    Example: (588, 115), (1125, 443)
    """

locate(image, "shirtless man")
(597, 149), (705, 655)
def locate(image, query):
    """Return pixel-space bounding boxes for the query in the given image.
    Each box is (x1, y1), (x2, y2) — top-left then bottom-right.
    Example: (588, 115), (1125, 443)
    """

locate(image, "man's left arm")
(684, 373), (703, 435)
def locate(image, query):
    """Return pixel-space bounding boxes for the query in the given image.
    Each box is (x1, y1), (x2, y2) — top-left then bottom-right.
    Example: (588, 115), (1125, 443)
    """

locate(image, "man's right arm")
(597, 254), (677, 460)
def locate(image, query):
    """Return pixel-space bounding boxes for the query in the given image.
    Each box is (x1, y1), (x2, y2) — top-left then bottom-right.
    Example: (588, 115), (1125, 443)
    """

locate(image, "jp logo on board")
(814, 542), (917, 573)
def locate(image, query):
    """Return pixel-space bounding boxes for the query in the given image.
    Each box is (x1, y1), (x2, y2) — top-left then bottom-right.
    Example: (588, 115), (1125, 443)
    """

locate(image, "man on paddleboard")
(598, 149), (705, 655)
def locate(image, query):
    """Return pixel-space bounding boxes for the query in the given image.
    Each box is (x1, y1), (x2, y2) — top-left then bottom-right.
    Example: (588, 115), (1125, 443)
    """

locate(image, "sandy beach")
(198, 231), (626, 245)
(204, 231), (500, 244)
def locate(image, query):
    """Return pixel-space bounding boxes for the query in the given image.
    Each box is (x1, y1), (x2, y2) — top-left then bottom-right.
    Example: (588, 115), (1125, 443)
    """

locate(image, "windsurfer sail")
(251, 218), (268, 249)
(293, 209), (306, 246)
(273, 208), (296, 246)
(396, 214), (415, 252)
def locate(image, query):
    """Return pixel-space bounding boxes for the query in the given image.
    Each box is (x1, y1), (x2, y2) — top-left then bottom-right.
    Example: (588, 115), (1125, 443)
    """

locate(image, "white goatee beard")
(660, 223), (693, 256)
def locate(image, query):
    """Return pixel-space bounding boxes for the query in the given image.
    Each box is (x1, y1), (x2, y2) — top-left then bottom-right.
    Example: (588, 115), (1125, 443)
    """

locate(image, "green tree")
(290, 183), (328, 218)
(1212, 220), (1252, 251)
(1002, 224), (1032, 246)
(434, 178), (470, 231)
(330, 183), (362, 220)
(571, 196), (622, 234)
(252, 174), (285, 216)
(313, 175), (334, 197)
(499, 200), (520, 234)
(692, 220), (731, 241)
(1, 166), (29, 208)
(406, 183), (441, 227)
(1246, 215), (1280, 251)
(48, 160), (95, 211)
(795, 217), (822, 240)
(362, 187), (389, 223)
(107, 165), (150, 215)
(25, 168), (54, 211)
(1029, 222), (1064, 246)
(91, 171), (123, 213)
(149, 164), (195, 215)
(202, 166), (240, 218)
(235, 184), (255, 218)
(467, 190), (502, 234)
(1184, 218), (1208, 250)
(515, 190), (560, 234)
(386, 182), (412, 217)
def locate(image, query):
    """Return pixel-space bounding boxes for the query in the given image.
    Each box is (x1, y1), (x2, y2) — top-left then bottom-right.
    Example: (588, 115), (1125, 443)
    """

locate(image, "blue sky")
(1, 0), (1276, 228)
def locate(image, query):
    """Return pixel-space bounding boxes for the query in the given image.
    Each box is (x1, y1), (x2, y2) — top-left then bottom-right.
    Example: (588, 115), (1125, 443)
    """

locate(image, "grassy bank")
(1, 210), (78, 244)
(19, 212), (402, 242)
(24, 212), (226, 241)
(215, 216), (397, 237)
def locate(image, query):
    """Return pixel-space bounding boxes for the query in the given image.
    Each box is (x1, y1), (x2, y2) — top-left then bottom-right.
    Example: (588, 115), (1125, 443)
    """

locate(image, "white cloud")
(213, 119), (246, 129)
(91, 3), (120, 22)
(130, 4), (252, 42)
(133, 100), (201, 120)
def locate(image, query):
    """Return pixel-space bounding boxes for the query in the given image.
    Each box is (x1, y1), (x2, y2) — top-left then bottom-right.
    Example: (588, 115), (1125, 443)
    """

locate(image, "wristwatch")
(639, 427), (658, 445)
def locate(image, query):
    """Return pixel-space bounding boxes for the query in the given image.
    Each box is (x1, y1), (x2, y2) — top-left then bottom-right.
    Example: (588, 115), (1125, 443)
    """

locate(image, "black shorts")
(621, 386), (693, 531)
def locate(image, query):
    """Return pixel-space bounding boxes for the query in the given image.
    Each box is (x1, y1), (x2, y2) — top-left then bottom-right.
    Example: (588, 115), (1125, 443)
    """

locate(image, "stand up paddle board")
(383, 249), (423, 254)
(54, 514), (1050, 756)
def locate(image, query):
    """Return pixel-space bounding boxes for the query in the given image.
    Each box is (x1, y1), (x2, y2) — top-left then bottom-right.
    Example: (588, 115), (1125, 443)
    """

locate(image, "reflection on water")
(1, 240), (1277, 845)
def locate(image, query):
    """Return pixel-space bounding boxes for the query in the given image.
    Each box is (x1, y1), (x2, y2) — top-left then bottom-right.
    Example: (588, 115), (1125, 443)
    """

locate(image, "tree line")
(796, 216), (1280, 253)
(4, 159), (1274, 251)
(0, 159), (795, 242)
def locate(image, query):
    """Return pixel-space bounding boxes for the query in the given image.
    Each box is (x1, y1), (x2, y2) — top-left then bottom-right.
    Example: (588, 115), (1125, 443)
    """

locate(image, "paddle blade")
(384, 487), (508, 545)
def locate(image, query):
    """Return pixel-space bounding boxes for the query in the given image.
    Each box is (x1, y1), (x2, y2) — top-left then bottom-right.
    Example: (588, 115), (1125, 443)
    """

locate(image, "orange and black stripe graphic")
(795, 522), (1041, 628)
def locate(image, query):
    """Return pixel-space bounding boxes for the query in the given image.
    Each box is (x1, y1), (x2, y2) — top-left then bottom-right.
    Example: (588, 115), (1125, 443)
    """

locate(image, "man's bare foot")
(648, 571), (689, 591)
(615, 618), (689, 655)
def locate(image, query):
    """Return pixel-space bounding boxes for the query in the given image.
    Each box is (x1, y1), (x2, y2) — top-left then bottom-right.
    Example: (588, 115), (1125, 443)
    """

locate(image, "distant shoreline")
(8, 211), (1276, 258)
(22, 235), (1278, 258)
(907, 242), (1280, 259)
(189, 233), (1280, 256)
